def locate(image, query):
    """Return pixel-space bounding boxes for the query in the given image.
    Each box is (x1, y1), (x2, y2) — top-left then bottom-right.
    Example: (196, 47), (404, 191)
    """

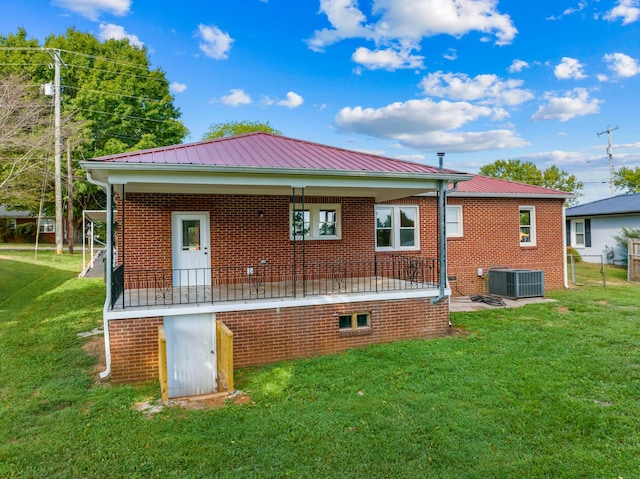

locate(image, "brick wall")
(114, 192), (565, 294)
(219, 298), (449, 368)
(445, 197), (566, 295)
(108, 298), (449, 383)
(109, 316), (163, 383)
(115, 194), (378, 270)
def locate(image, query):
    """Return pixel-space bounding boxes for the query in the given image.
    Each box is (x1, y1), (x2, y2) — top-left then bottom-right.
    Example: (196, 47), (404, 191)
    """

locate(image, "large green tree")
(0, 27), (188, 217)
(614, 166), (640, 193)
(479, 159), (583, 204)
(202, 120), (281, 140)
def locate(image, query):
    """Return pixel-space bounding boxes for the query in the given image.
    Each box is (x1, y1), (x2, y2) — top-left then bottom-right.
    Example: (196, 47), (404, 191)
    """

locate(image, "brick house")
(443, 175), (572, 296)
(81, 132), (472, 397)
(80, 133), (570, 397)
(0, 205), (56, 244)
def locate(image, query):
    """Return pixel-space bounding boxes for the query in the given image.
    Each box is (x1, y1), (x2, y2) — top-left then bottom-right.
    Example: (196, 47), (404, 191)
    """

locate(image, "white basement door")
(165, 313), (217, 398)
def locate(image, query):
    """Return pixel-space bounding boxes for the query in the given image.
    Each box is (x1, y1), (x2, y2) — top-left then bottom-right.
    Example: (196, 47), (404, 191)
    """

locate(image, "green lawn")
(1, 251), (639, 478)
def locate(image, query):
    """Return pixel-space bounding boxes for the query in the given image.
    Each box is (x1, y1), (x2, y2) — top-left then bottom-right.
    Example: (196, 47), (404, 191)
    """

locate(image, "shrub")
(613, 227), (640, 265)
(566, 247), (582, 262)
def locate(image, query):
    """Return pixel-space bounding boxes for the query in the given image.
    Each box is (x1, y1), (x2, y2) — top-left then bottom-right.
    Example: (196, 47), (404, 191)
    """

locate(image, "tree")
(479, 159), (583, 204)
(0, 27), (188, 227)
(614, 166), (640, 193)
(202, 120), (281, 140)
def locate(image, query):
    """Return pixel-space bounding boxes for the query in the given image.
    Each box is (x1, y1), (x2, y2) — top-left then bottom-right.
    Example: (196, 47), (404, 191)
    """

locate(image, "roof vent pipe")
(437, 152), (445, 170)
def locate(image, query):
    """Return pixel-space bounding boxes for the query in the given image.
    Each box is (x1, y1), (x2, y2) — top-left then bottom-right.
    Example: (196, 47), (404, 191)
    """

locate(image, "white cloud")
(547, 1), (588, 20)
(419, 71), (534, 106)
(52, 0), (131, 20)
(197, 24), (233, 60)
(554, 57), (587, 80)
(443, 48), (457, 61)
(531, 88), (602, 122)
(352, 46), (424, 70)
(98, 23), (143, 47)
(277, 91), (304, 108)
(220, 89), (251, 106)
(603, 0), (640, 25)
(170, 82), (187, 94)
(307, 0), (517, 74)
(603, 52), (640, 77)
(334, 97), (527, 152)
(370, 0), (518, 45)
(508, 59), (529, 73)
(308, 0), (517, 50)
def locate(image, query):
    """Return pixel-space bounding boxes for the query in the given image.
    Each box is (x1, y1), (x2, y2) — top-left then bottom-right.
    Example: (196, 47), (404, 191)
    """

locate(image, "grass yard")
(1, 252), (639, 478)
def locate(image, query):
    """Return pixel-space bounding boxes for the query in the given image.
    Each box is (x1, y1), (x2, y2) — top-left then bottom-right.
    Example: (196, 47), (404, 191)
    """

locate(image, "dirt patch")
(448, 326), (470, 337)
(82, 335), (106, 377)
(556, 306), (570, 314)
(173, 392), (252, 410)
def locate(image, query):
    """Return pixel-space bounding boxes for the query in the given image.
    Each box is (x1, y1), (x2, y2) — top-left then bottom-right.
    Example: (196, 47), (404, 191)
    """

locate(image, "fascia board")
(80, 161), (472, 185)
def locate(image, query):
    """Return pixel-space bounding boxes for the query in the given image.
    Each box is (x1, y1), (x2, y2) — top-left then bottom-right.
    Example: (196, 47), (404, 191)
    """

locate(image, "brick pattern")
(445, 197), (566, 295)
(109, 316), (163, 383)
(219, 298), (449, 368)
(107, 192), (566, 384)
(108, 298), (449, 382)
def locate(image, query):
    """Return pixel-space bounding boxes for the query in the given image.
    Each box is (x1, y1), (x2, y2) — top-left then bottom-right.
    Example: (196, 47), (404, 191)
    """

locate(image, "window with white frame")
(572, 219), (585, 247)
(375, 205), (419, 250)
(519, 206), (536, 246)
(446, 205), (463, 237)
(39, 218), (55, 233)
(8, 218), (16, 230)
(290, 204), (341, 240)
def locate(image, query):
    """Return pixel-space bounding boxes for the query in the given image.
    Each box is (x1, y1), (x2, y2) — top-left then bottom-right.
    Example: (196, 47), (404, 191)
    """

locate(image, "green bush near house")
(1, 251), (639, 478)
(566, 246), (582, 262)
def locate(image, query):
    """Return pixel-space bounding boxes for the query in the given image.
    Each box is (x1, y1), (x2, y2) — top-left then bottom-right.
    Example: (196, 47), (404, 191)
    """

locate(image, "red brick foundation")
(107, 297), (449, 383)
(109, 316), (163, 383)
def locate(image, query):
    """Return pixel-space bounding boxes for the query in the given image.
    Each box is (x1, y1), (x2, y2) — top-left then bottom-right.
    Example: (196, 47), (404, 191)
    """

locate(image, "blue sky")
(2, 0), (640, 203)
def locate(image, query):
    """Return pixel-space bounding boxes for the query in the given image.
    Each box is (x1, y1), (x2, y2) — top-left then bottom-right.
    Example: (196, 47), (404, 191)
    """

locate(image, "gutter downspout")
(562, 199), (569, 289)
(85, 172), (113, 379)
(432, 152), (448, 305)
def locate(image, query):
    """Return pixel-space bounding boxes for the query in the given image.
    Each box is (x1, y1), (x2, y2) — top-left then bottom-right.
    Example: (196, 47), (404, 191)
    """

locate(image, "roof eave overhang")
(81, 162), (473, 202)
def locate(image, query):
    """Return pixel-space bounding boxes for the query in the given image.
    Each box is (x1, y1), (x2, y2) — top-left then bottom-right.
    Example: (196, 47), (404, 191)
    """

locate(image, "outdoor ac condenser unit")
(488, 269), (544, 299)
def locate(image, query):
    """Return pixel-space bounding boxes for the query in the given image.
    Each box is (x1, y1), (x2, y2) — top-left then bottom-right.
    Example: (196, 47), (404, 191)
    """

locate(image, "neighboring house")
(80, 133), (571, 398)
(81, 132), (472, 397)
(0, 205), (56, 244)
(565, 193), (640, 265)
(444, 175), (572, 296)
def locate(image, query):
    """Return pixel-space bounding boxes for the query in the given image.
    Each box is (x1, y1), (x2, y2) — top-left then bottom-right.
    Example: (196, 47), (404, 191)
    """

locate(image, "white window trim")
(8, 218), (17, 230)
(290, 203), (341, 240)
(572, 219), (585, 248)
(375, 205), (420, 252)
(519, 206), (536, 247)
(39, 218), (55, 233)
(446, 205), (463, 238)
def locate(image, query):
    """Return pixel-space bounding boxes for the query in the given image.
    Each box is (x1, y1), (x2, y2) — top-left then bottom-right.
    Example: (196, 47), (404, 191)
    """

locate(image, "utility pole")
(47, 50), (62, 255)
(67, 139), (74, 254)
(48, 48), (65, 255)
(597, 125), (618, 196)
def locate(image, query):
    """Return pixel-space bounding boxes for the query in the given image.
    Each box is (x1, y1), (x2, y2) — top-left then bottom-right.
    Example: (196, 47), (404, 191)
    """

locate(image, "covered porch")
(111, 255), (440, 310)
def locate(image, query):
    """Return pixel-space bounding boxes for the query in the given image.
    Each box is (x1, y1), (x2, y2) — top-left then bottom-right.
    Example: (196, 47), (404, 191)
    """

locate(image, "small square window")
(338, 312), (370, 330)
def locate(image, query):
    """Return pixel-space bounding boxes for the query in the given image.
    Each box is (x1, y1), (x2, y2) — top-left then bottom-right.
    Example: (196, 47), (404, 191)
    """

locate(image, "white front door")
(165, 313), (217, 398)
(172, 212), (210, 287)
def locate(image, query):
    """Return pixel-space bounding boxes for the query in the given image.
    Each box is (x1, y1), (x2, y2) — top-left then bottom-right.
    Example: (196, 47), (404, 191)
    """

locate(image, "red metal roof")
(452, 174), (570, 197)
(90, 132), (461, 175)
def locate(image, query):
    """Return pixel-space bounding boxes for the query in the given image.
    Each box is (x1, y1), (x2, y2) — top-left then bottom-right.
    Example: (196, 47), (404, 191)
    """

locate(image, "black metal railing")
(110, 256), (439, 310)
(110, 264), (124, 308)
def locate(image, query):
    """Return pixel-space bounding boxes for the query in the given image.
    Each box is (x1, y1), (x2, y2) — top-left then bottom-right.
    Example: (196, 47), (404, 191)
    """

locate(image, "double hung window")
(446, 205), (463, 237)
(519, 206), (536, 246)
(290, 204), (341, 240)
(375, 205), (419, 251)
